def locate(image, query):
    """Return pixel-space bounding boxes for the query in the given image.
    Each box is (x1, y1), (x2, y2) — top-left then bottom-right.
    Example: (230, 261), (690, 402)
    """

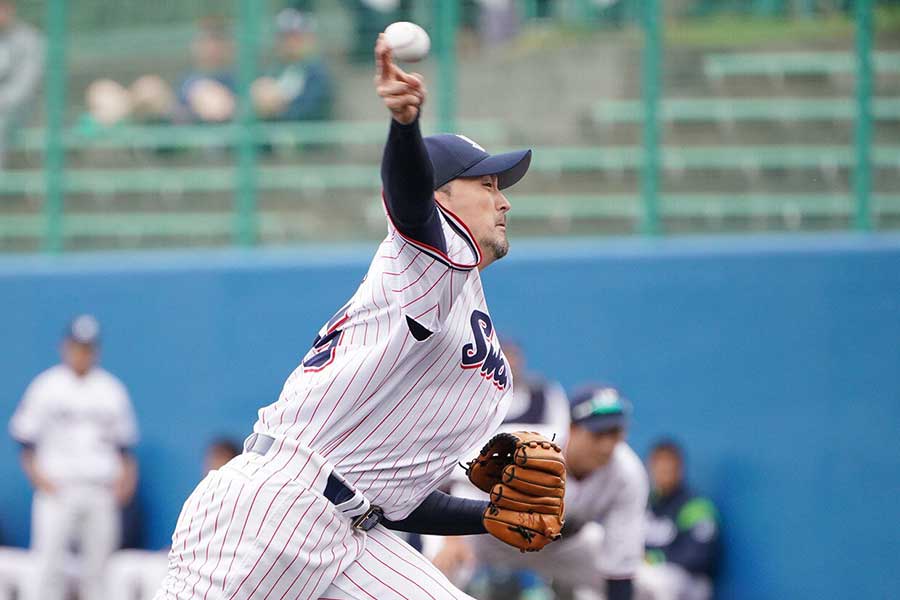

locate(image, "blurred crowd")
(0, 317), (722, 600)
(79, 9), (334, 133)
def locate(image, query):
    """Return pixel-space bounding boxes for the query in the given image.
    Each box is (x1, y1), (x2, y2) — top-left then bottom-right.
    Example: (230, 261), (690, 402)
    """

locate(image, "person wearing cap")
(9, 315), (139, 600)
(251, 8), (334, 122)
(153, 35), (532, 600)
(636, 440), (719, 600)
(454, 385), (648, 600)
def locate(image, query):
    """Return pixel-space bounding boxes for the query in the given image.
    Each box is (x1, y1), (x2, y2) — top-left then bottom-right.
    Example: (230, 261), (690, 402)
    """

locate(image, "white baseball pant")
(31, 485), (121, 600)
(155, 451), (475, 600)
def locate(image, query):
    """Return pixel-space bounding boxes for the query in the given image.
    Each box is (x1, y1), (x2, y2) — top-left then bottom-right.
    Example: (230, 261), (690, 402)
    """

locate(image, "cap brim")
(460, 149), (532, 190)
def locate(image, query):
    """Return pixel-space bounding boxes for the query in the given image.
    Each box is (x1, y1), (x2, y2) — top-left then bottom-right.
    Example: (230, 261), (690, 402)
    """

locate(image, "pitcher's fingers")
(384, 94), (421, 110)
(374, 35), (394, 82)
(379, 81), (413, 95)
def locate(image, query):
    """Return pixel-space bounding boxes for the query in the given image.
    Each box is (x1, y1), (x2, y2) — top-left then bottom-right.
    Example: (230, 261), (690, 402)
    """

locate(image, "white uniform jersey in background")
(9, 364), (139, 485)
(565, 441), (649, 578)
(463, 441), (648, 596)
(255, 207), (513, 520)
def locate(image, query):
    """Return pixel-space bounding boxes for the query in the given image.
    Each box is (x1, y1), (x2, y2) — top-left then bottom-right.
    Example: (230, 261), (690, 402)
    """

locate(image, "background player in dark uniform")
(637, 439), (720, 600)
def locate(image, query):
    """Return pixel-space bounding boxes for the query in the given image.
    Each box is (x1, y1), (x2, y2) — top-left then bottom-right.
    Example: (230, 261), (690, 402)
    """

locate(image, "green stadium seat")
(4, 146), (898, 197)
(10, 119), (508, 153)
(704, 52), (900, 81)
(4, 195), (899, 243)
(590, 98), (900, 126)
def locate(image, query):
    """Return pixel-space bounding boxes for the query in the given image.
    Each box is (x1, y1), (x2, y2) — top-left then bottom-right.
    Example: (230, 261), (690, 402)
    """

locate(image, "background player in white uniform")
(9, 314), (140, 600)
(155, 33), (535, 600)
(451, 385), (648, 600)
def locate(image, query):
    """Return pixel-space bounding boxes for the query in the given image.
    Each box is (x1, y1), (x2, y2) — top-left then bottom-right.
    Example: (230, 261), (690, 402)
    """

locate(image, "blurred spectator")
(0, 0), (43, 168)
(175, 18), (237, 123)
(636, 440), (720, 600)
(104, 437), (241, 600)
(252, 8), (334, 122)
(128, 74), (176, 124)
(204, 436), (242, 472)
(475, 0), (520, 47)
(435, 385), (648, 600)
(8, 315), (139, 600)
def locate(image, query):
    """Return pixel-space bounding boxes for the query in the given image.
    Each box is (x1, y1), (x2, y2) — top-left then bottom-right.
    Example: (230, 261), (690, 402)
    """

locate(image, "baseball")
(384, 21), (430, 62)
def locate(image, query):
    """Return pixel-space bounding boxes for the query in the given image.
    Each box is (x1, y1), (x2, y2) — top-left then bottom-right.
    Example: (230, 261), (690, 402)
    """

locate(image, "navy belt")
(243, 433), (383, 531)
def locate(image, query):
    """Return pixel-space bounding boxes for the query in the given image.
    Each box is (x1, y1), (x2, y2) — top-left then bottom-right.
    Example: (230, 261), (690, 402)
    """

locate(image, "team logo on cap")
(455, 134), (485, 153)
(572, 388), (624, 421)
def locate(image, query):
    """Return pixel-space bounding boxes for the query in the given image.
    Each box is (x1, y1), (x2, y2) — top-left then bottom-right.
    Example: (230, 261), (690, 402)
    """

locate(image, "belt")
(243, 432), (383, 531)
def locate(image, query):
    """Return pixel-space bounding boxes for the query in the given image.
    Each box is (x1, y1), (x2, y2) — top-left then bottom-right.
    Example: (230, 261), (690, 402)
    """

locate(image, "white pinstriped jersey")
(254, 204), (513, 520)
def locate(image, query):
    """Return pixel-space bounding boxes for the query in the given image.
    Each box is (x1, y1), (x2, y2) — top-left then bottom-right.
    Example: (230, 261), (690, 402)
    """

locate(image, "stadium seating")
(590, 98), (900, 127)
(704, 51), (900, 82)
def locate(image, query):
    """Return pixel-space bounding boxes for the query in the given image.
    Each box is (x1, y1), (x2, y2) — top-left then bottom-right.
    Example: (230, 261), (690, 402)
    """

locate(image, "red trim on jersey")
(380, 191), (481, 270)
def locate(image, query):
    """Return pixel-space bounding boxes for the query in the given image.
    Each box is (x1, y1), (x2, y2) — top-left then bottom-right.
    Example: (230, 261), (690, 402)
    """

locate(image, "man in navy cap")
(458, 385), (648, 600)
(154, 32), (537, 600)
(10, 315), (139, 600)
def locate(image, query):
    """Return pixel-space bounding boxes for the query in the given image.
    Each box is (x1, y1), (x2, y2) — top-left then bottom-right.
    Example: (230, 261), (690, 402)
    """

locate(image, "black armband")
(606, 578), (634, 600)
(382, 489), (487, 536)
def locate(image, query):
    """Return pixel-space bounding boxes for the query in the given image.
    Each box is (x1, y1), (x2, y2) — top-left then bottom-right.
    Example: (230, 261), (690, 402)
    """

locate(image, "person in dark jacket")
(637, 439), (719, 600)
(251, 8), (333, 123)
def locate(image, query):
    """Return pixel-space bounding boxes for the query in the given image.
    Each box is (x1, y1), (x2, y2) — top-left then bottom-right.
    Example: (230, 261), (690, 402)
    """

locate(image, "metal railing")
(5, 0), (888, 252)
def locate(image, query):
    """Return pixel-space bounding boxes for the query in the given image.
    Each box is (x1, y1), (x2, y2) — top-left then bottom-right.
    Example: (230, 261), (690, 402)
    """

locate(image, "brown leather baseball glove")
(465, 431), (566, 552)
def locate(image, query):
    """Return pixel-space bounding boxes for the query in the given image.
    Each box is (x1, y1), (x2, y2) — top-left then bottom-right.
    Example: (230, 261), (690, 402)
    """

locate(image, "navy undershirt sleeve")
(382, 489), (487, 536)
(381, 117), (447, 252)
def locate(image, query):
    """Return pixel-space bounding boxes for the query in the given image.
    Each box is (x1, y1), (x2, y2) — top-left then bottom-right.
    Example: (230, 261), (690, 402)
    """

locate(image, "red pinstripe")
(382, 252), (420, 276)
(188, 478), (227, 598)
(391, 258), (436, 293)
(364, 308), (472, 503)
(365, 548), (439, 600)
(202, 480), (240, 600)
(244, 500), (331, 599)
(355, 561), (412, 600)
(173, 478), (216, 593)
(253, 479), (292, 537)
(344, 573), (379, 600)
(268, 511), (339, 600)
(317, 334), (411, 458)
(337, 329), (461, 468)
(400, 270), (449, 309)
(365, 534), (458, 599)
(228, 490), (320, 599)
(378, 240), (408, 260)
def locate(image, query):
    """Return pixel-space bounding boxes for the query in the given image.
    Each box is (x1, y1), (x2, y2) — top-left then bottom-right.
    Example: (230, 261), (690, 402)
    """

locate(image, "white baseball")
(384, 21), (430, 63)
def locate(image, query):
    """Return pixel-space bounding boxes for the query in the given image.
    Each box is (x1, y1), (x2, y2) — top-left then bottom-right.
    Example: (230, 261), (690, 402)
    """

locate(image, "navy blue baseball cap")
(423, 134), (532, 191)
(570, 385), (631, 433)
(65, 314), (101, 345)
